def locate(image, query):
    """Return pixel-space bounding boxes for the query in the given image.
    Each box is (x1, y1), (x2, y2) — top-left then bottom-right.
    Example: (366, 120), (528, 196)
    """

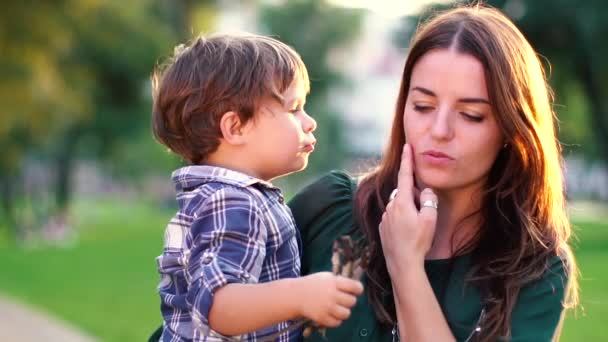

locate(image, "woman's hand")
(379, 143), (438, 274)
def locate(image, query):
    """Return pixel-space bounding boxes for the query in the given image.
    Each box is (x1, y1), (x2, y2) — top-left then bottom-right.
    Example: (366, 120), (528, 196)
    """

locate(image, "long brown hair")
(354, 5), (579, 341)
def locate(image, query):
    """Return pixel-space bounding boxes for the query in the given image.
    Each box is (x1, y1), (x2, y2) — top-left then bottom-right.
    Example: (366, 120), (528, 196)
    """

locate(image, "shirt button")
(359, 328), (368, 337)
(202, 256), (213, 264)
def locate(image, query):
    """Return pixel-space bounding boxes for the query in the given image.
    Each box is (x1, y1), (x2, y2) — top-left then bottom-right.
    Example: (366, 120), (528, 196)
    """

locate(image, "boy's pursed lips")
(301, 140), (317, 153)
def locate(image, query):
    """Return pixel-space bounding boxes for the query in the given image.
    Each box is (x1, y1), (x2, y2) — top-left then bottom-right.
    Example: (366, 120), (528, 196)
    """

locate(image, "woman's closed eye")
(460, 112), (484, 122)
(413, 104), (434, 113)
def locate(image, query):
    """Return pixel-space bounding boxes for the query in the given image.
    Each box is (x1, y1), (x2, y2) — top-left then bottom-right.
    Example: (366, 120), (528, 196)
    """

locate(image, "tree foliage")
(0, 0), (184, 238)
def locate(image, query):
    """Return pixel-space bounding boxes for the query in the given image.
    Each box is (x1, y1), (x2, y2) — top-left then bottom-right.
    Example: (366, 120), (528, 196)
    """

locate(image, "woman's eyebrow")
(412, 86), (490, 104)
(459, 97), (490, 105)
(411, 86), (436, 97)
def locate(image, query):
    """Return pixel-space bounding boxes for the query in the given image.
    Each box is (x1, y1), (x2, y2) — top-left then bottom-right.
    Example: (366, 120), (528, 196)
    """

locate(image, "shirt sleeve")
(509, 255), (570, 341)
(185, 187), (268, 333)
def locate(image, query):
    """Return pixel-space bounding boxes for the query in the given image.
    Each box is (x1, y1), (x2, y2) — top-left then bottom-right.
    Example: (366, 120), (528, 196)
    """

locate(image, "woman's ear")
(219, 111), (248, 145)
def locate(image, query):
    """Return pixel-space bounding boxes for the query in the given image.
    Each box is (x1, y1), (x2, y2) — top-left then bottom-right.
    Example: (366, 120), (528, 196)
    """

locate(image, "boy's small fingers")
(336, 276), (364, 295)
(323, 316), (341, 328)
(336, 292), (357, 308)
(331, 306), (351, 321)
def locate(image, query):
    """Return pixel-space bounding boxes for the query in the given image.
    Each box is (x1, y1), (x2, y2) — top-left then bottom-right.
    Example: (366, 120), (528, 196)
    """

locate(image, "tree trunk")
(0, 175), (18, 238)
(54, 127), (80, 220)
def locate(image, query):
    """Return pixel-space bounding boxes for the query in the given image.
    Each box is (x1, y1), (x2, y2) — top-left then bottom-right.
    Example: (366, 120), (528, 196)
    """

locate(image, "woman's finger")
(418, 188), (438, 229)
(412, 184), (422, 209)
(396, 143), (416, 211)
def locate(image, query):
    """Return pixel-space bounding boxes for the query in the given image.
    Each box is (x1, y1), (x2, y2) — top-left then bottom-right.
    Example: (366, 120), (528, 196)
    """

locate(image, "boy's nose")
(302, 111), (317, 133)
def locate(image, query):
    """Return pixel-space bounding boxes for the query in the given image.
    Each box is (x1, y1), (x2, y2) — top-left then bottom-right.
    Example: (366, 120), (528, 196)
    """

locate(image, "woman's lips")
(421, 150), (454, 166)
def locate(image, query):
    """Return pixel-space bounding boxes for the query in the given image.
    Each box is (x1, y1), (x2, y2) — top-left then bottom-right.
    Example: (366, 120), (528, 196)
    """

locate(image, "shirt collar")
(171, 165), (278, 192)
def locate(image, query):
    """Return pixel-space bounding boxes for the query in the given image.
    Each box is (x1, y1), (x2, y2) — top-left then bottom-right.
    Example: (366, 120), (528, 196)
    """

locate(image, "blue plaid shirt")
(156, 165), (302, 341)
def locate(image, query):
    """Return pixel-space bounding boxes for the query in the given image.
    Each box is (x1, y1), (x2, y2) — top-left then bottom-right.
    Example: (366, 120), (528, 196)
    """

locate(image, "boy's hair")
(151, 33), (310, 164)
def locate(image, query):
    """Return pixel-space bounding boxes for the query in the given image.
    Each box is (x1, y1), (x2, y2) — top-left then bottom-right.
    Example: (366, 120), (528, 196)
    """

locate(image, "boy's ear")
(219, 111), (249, 145)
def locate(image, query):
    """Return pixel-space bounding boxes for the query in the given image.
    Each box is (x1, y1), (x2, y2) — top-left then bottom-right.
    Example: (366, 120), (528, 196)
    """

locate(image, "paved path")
(0, 294), (97, 342)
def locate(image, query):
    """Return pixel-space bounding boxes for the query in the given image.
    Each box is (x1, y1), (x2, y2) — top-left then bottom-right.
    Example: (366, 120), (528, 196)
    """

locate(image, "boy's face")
(244, 76), (317, 181)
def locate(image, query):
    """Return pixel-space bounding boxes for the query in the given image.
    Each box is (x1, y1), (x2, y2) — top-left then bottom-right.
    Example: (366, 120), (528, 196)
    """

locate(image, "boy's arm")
(185, 187), (269, 336)
(187, 187), (362, 337)
(209, 272), (362, 336)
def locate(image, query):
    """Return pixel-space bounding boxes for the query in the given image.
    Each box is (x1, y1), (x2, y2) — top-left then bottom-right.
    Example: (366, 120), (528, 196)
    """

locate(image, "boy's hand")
(296, 272), (363, 327)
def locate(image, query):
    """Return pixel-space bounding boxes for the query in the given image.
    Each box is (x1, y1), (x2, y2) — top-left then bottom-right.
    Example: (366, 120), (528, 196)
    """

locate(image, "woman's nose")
(430, 108), (453, 140)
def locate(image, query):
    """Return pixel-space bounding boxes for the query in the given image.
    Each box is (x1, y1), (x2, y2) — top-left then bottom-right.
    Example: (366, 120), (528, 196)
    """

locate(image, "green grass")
(1, 198), (607, 341)
(561, 220), (608, 341)
(0, 197), (171, 342)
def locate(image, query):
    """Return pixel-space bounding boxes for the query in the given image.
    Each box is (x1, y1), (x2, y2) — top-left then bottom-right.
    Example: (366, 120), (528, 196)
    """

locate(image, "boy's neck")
(205, 148), (272, 182)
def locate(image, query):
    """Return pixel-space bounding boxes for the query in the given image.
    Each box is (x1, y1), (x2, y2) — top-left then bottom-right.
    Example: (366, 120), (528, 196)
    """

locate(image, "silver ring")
(421, 199), (438, 209)
(389, 189), (398, 201)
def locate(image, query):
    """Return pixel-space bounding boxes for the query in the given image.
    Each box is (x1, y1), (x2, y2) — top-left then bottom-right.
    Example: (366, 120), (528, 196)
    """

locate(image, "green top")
(288, 171), (568, 342)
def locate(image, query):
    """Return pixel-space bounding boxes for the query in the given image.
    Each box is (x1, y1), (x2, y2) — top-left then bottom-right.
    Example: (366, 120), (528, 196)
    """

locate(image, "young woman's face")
(403, 48), (504, 193)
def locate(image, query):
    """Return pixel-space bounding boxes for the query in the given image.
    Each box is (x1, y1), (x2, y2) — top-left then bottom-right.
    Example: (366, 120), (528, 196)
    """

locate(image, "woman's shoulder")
(523, 254), (569, 296)
(288, 170), (359, 245)
(509, 253), (570, 339)
(288, 170), (356, 226)
(291, 170), (355, 200)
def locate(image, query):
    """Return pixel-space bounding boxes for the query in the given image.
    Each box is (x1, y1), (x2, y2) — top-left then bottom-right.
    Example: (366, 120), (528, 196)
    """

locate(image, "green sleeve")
(288, 170), (358, 275)
(509, 256), (569, 341)
(288, 172), (392, 341)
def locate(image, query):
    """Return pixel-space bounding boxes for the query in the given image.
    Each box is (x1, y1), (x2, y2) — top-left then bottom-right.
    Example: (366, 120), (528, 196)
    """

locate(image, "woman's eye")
(413, 105), (433, 113)
(461, 112), (484, 122)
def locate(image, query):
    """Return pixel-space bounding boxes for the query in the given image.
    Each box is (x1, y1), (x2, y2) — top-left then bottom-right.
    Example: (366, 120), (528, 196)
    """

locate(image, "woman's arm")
(391, 266), (455, 342)
(380, 144), (455, 341)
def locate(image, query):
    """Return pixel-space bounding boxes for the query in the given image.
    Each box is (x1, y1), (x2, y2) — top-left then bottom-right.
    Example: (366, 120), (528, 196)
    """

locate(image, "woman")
(289, 5), (578, 341)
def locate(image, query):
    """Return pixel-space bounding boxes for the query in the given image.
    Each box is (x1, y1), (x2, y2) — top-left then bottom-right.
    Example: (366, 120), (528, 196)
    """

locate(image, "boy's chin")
(286, 159), (309, 175)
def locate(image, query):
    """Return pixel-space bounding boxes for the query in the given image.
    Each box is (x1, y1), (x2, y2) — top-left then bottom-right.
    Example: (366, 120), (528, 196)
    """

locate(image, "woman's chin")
(416, 175), (453, 191)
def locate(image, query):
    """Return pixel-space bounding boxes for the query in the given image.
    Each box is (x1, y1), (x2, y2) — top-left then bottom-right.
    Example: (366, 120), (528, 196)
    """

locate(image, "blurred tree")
(260, 0), (363, 187)
(486, 0), (608, 162)
(0, 0), (217, 240)
(0, 1), (89, 236)
(393, 0), (608, 162)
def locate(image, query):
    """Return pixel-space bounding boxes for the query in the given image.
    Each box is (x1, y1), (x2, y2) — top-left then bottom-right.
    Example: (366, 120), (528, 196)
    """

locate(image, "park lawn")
(0, 197), (170, 342)
(561, 219), (608, 340)
(1, 197), (607, 341)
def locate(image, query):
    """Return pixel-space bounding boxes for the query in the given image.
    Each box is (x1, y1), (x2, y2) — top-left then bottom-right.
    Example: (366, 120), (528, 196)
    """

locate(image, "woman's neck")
(425, 185), (483, 260)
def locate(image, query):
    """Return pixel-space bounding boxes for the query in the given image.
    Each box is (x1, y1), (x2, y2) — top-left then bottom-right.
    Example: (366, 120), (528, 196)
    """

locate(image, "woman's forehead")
(410, 49), (488, 99)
